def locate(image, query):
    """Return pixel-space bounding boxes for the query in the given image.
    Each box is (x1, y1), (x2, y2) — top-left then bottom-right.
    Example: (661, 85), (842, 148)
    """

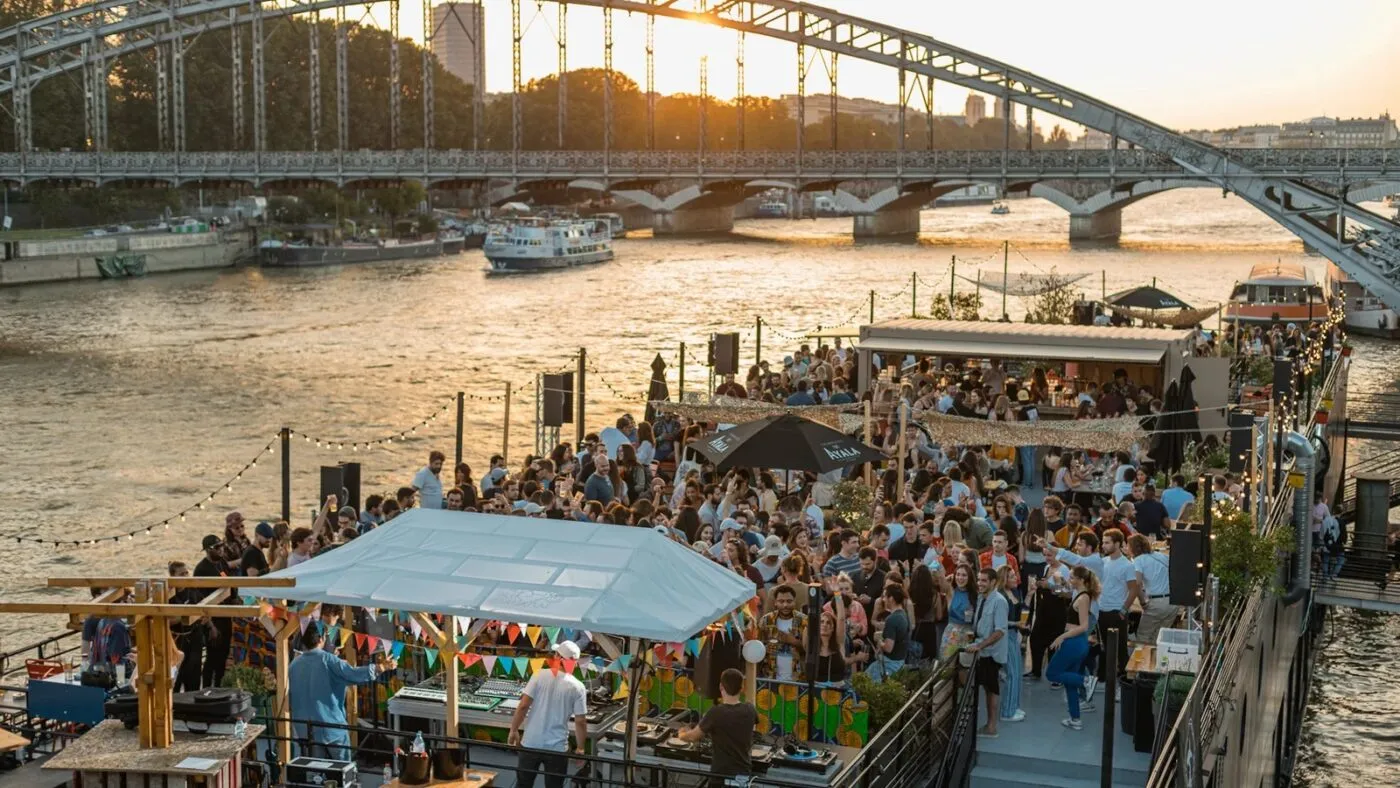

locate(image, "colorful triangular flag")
(424, 648), (438, 669)
(481, 655), (498, 676)
(339, 628), (353, 648)
(455, 616), (471, 637)
(409, 617), (423, 640)
(613, 679), (630, 700)
(543, 626), (560, 645)
(529, 657), (547, 677)
(526, 626), (543, 647)
(365, 636), (380, 653)
(461, 653), (482, 669)
(391, 641), (405, 659)
(562, 658), (577, 675)
(505, 623), (521, 643)
(355, 633), (368, 650)
(366, 608), (378, 622)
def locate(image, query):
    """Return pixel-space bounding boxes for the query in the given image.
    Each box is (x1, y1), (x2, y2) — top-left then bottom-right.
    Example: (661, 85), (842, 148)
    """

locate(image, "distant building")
(779, 93), (906, 126)
(431, 2), (484, 88)
(965, 95), (986, 126)
(1278, 115), (1398, 148)
(993, 96), (1007, 120)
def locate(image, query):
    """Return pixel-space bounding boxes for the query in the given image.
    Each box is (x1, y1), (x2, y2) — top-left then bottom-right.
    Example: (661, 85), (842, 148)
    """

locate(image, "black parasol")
(1107, 285), (1191, 311)
(686, 413), (887, 473)
(1148, 366), (1203, 474)
(644, 353), (670, 423)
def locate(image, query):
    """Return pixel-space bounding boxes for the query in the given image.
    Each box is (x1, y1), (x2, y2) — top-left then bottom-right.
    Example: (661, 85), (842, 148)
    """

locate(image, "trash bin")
(1120, 674), (1160, 748)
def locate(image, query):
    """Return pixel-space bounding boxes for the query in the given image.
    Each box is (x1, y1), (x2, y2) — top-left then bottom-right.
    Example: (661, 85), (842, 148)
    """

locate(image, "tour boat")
(1223, 261), (1329, 325)
(990, 202), (1011, 215)
(756, 201), (789, 218)
(594, 212), (628, 239)
(260, 228), (465, 267)
(482, 217), (614, 274)
(1326, 261), (1400, 339)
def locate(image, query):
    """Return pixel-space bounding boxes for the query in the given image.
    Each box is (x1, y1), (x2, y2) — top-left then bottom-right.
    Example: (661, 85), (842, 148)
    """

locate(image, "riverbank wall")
(0, 230), (252, 286)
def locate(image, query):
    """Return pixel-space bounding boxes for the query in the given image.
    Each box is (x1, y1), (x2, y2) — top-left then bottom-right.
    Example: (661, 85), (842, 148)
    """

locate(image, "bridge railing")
(1, 147), (1393, 183)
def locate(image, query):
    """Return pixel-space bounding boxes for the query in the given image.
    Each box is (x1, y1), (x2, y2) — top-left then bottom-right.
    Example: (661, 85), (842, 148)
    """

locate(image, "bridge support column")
(853, 209), (921, 239)
(654, 206), (734, 235)
(1068, 209), (1121, 242)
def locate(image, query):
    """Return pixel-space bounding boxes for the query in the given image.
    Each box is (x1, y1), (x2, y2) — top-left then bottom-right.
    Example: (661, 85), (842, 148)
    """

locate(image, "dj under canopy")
(241, 509), (756, 643)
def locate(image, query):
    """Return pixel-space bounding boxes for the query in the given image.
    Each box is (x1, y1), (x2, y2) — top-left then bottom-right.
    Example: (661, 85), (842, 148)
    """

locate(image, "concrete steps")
(971, 749), (1151, 788)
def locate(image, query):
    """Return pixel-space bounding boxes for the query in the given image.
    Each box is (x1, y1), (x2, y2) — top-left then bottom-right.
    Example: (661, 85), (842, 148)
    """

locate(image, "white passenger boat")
(593, 212), (628, 239)
(483, 217), (614, 274)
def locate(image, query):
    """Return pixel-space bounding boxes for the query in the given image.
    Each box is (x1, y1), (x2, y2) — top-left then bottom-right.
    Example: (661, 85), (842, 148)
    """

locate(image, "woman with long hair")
(938, 563), (978, 659)
(995, 565), (1026, 723)
(814, 577), (849, 683)
(268, 521), (292, 571)
(617, 443), (645, 504)
(1046, 565), (1101, 730)
(726, 539), (764, 591)
(988, 393), (1015, 422)
(786, 526), (815, 567)
(675, 506), (703, 544)
(636, 422), (657, 467)
(909, 563), (943, 664)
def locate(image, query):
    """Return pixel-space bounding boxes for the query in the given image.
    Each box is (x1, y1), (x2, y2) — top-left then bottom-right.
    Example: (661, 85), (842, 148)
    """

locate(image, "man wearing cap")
(290, 623), (394, 760)
(709, 518), (746, 561)
(509, 641), (588, 788)
(193, 535), (232, 688)
(243, 522), (274, 578)
(754, 536), (786, 585)
(413, 451), (446, 509)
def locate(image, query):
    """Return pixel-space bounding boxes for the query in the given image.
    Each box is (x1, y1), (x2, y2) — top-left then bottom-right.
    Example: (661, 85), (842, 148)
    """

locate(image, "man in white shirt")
(1090, 529), (1138, 681)
(509, 641), (588, 788)
(412, 451), (446, 509)
(1128, 534), (1176, 643)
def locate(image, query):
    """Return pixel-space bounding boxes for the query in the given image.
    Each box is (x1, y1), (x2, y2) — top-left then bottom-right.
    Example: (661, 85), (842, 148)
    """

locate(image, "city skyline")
(364, 0), (1400, 131)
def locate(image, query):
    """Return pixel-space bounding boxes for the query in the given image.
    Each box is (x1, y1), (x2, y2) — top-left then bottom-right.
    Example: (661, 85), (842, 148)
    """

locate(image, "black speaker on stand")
(804, 584), (822, 742)
(1168, 528), (1204, 607)
(712, 333), (740, 376)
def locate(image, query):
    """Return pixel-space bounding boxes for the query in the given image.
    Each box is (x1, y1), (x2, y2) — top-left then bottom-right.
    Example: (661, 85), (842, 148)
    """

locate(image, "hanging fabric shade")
(958, 271), (1090, 297)
(1105, 303), (1219, 328)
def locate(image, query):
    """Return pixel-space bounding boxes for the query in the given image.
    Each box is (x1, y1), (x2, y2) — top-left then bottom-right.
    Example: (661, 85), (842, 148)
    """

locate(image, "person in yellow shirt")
(1053, 503), (1090, 549)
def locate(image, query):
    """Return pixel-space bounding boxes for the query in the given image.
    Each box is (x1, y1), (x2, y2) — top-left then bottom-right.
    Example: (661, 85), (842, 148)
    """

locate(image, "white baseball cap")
(552, 640), (582, 660)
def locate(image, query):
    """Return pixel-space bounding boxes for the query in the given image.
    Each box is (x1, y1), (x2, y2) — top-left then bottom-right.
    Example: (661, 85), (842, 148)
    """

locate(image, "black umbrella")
(686, 414), (887, 473)
(1107, 285), (1191, 311)
(1176, 366), (1202, 450)
(1148, 380), (1183, 473)
(644, 353), (669, 423)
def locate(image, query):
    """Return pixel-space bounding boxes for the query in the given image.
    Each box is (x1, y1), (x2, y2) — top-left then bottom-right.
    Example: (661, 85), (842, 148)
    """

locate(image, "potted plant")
(851, 673), (910, 731)
(222, 663), (275, 722)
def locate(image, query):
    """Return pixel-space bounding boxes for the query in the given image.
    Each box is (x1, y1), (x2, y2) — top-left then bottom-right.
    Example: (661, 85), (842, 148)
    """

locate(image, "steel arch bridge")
(3, 0), (1400, 310)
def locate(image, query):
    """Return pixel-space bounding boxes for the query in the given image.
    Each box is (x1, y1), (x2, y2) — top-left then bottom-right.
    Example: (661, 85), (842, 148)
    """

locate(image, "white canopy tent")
(241, 509), (756, 644)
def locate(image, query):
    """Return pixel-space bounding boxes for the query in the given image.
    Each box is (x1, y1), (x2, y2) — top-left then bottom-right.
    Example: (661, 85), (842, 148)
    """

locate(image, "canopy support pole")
(414, 612), (460, 745)
(274, 618), (298, 766)
(622, 637), (645, 781)
(896, 404), (907, 501)
(863, 400), (873, 487)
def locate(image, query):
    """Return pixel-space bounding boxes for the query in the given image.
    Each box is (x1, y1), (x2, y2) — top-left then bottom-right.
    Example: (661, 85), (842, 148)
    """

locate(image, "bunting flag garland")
(424, 648), (438, 669)
(339, 629), (353, 648)
(543, 627), (560, 646)
(562, 659), (577, 675)
(391, 642), (405, 659)
(481, 655), (498, 676)
(454, 616), (471, 637)
(409, 617), (423, 640)
(355, 633), (368, 650)
(526, 626), (543, 647)
(505, 623), (521, 643)
(529, 658), (547, 677)
(613, 679), (630, 700)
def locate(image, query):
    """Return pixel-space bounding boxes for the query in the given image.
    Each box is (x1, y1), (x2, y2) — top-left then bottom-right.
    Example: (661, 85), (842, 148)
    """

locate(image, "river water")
(0, 189), (1394, 780)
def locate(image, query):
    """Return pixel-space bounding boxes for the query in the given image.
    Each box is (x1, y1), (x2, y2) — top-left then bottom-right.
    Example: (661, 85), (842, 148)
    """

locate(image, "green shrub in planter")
(851, 672), (910, 731)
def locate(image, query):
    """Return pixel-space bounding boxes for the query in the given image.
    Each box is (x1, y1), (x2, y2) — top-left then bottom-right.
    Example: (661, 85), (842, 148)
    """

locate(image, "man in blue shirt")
(1160, 474), (1194, 520)
(412, 450), (446, 509)
(289, 623), (393, 760)
(785, 380), (817, 406)
(584, 457), (615, 504)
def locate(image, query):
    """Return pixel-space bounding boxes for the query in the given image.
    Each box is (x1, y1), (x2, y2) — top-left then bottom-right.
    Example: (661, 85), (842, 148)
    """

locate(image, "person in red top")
(979, 531), (1021, 587)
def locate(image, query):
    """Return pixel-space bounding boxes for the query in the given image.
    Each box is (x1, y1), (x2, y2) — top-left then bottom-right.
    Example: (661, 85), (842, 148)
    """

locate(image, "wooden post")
(896, 403), (907, 501)
(503, 382), (512, 464)
(679, 342), (686, 403)
(149, 581), (173, 749)
(744, 656), (758, 705)
(414, 613), (459, 745)
(863, 400), (873, 487)
(274, 619), (298, 766)
(341, 606), (360, 749)
(133, 581), (153, 749)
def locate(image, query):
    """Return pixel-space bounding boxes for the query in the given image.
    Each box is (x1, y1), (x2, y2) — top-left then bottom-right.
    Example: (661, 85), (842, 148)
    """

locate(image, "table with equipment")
(42, 719), (263, 788)
(593, 709), (854, 787)
(387, 676), (627, 745)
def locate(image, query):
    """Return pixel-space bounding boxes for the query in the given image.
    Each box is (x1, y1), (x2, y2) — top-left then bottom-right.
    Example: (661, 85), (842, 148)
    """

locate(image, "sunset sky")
(358, 0), (1399, 131)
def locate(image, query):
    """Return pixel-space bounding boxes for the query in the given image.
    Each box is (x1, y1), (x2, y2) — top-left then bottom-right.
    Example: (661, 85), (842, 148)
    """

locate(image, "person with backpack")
(1320, 513), (1346, 580)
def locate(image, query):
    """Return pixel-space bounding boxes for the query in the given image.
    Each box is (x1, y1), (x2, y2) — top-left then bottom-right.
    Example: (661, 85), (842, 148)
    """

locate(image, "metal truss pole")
(736, 31), (745, 150)
(252, 2), (266, 153)
(925, 74), (934, 150)
(603, 3), (613, 176)
(230, 9), (244, 148)
(156, 41), (170, 151)
(645, 3), (654, 149)
(698, 54), (708, 165)
(1026, 105), (1034, 151)
(897, 60), (906, 184)
(172, 32), (186, 153)
(828, 52), (837, 151)
(335, 5), (348, 151)
(558, 3), (567, 149)
(472, 1), (484, 150)
(390, 0), (401, 149)
(511, 0), (521, 165)
(12, 32), (32, 156)
(796, 12), (805, 177)
(309, 14), (321, 151)
(82, 43), (95, 150)
(421, 0), (434, 150)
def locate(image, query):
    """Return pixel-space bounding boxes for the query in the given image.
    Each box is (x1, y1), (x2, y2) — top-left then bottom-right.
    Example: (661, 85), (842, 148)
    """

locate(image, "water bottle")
(382, 765), (392, 784)
(411, 731), (425, 754)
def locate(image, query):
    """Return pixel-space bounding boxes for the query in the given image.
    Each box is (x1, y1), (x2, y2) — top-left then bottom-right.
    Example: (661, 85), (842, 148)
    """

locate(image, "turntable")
(604, 720), (668, 746)
(772, 741), (839, 772)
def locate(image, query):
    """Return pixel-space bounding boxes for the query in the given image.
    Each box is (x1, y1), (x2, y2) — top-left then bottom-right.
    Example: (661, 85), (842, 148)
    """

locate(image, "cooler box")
(1155, 628), (1202, 674)
(286, 756), (358, 787)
